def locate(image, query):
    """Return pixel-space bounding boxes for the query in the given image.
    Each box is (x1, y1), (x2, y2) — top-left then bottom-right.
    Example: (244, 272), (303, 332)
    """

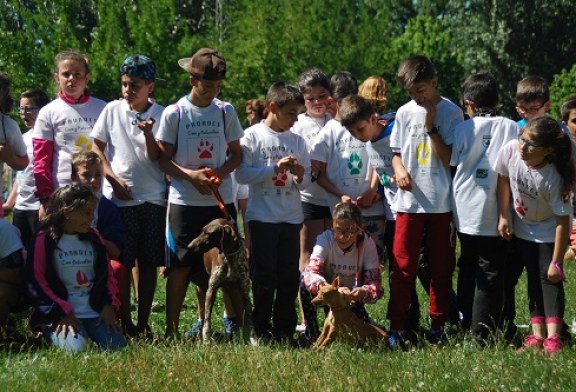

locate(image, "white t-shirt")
(15, 130), (40, 210)
(367, 130), (397, 221)
(156, 97), (244, 206)
(291, 113), (330, 206)
(53, 234), (99, 318)
(91, 99), (166, 207)
(311, 119), (385, 217)
(1, 115), (29, 211)
(307, 230), (379, 289)
(0, 219), (23, 261)
(451, 116), (520, 235)
(235, 122), (311, 224)
(33, 96), (106, 189)
(495, 139), (572, 243)
(390, 98), (463, 213)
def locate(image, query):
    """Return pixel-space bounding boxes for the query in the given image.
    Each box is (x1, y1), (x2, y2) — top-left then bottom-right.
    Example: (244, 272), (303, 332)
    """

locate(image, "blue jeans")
(49, 317), (127, 353)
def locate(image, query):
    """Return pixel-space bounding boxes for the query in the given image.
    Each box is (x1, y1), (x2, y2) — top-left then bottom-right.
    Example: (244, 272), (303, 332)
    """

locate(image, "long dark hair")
(524, 116), (576, 201)
(42, 185), (97, 241)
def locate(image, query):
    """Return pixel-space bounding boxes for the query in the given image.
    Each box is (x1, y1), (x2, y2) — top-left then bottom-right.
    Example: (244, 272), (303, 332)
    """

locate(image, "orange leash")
(205, 168), (233, 222)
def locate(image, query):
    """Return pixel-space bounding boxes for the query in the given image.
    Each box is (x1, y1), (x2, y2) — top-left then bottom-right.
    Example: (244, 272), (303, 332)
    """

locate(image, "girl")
(301, 202), (383, 344)
(26, 185), (126, 353)
(497, 116), (575, 354)
(0, 73), (29, 217)
(33, 50), (106, 210)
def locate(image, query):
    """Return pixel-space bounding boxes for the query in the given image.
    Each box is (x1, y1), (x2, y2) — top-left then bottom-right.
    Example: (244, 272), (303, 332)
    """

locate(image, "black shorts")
(118, 203), (166, 268)
(166, 203), (237, 269)
(301, 201), (331, 220)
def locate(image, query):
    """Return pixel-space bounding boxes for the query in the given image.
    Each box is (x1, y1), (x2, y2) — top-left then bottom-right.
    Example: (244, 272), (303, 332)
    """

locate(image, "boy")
(387, 55), (463, 346)
(235, 81), (310, 343)
(91, 54), (166, 338)
(515, 75), (551, 128)
(450, 72), (519, 343)
(0, 219), (26, 338)
(291, 68), (332, 273)
(157, 48), (244, 338)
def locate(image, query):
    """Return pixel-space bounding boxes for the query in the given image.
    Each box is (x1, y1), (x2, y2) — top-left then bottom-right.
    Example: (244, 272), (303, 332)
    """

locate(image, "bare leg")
(132, 263), (140, 303)
(165, 266), (191, 335)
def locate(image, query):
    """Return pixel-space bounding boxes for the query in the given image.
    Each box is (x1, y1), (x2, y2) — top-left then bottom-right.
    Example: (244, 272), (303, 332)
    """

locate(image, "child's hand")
(187, 167), (218, 195)
(109, 176), (133, 200)
(548, 261), (567, 283)
(337, 286), (352, 303)
(289, 162), (304, 183)
(350, 287), (369, 303)
(498, 217), (512, 240)
(98, 305), (121, 333)
(55, 313), (81, 338)
(275, 155), (298, 173)
(340, 195), (353, 204)
(394, 167), (412, 191)
(357, 189), (378, 209)
(136, 117), (156, 134)
(564, 247), (575, 263)
(421, 98), (439, 131)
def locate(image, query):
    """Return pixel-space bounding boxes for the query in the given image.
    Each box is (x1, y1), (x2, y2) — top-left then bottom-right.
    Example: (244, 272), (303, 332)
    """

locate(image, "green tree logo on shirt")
(347, 152), (363, 175)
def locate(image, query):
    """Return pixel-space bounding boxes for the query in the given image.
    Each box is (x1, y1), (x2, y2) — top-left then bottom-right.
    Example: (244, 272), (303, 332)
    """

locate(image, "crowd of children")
(1, 48), (576, 355)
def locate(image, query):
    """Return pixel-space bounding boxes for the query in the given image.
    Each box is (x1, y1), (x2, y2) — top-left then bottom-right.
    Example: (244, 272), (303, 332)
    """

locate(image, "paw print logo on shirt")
(514, 197), (527, 217)
(347, 153), (363, 175)
(197, 139), (214, 159)
(75, 135), (92, 152)
(272, 169), (288, 186)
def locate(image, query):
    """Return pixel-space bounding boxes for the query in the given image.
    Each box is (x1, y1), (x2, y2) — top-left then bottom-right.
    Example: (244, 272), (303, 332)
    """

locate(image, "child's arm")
(497, 174), (513, 240)
(423, 99), (452, 167)
(356, 169), (380, 209)
(157, 142), (217, 195)
(137, 118), (161, 161)
(548, 214), (570, 283)
(92, 139), (133, 200)
(315, 160), (352, 203)
(215, 140), (242, 180)
(2, 180), (18, 213)
(392, 153), (411, 191)
(0, 140), (28, 171)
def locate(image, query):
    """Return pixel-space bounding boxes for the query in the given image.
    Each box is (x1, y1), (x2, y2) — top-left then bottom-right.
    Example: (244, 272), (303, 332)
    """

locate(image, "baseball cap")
(120, 54), (162, 81)
(178, 48), (226, 81)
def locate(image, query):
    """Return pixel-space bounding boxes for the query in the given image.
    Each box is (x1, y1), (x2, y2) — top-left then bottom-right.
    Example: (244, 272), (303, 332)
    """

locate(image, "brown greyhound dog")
(311, 277), (388, 350)
(187, 218), (256, 344)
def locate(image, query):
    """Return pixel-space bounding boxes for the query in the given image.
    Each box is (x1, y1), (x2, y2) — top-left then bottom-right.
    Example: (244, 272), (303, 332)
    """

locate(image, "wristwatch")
(427, 126), (439, 135)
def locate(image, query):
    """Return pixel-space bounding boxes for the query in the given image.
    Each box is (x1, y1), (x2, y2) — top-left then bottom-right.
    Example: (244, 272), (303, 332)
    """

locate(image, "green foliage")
(551, 64), (576, 120)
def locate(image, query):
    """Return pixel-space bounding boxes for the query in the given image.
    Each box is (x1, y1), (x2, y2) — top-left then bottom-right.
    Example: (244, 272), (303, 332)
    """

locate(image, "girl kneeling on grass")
(496, 116), (575, 355)
(27, 185), (127, 353)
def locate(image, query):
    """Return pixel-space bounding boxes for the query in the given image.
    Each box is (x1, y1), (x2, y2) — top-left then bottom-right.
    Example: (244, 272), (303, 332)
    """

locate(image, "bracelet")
(552, 260), (567, 282)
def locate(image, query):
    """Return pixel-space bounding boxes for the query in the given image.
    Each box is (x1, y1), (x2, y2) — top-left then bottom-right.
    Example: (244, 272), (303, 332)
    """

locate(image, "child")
(560, 96), (576, 140)
(0, 73), (29, 218)
(235, 81), (310, 343)
(157, 48), (244, 338)
(301, 202), (383, 343)
(291, 68), (333, 272)
(26, 185), (126, 353)
(245, 99), (266, 126)
(358, 75), (389, 115)
(387, 55), (463, 346)
(312, 72), (386, 259)
(496, 117), (574, 354)
(3, 89), (50, 248)
(515, 75), (551, 128)
(0, 219), (27, 337)
(33, 50), (106, 210)
(450, 72), (520, 343)
(90, 54), (166, 338)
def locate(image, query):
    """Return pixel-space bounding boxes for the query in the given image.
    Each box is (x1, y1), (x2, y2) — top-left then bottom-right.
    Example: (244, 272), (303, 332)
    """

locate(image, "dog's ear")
(331, 276), (340, 288)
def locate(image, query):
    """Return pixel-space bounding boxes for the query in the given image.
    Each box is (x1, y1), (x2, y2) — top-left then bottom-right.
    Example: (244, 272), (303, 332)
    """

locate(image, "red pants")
(110, 260), (128, 313)
(387, 212), (454, 330)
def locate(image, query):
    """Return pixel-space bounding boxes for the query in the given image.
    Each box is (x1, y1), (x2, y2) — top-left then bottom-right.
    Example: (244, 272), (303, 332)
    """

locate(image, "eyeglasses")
(518, 135), (544, 151)
(516, 102), (546, 115)
(19, 106), (39, 114)
(332, 226), (358, 238)
(304, 94), (329, 103)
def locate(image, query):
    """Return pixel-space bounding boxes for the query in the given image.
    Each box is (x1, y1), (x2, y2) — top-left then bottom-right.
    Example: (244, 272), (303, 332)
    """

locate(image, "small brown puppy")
(312, 277), (387, 350)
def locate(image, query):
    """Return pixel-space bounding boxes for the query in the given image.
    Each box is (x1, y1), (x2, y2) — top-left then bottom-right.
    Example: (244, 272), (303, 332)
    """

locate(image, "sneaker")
(517, 334), (544, 352)
(184, 319), (203, 339)
(295, 323), (307, 333)
(571, 317), (576, 334)
(543, 335), (564, 355)
(222, 316), (239, 336)
(388, 330), (415, 350)
(426, 329), (448, 345)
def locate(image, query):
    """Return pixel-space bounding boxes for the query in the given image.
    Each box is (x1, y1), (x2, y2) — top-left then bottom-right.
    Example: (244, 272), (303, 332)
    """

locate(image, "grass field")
(2, 261), (576, 391)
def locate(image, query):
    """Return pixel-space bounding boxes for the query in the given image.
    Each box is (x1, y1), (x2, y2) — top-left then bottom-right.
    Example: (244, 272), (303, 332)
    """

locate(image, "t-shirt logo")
(272, 169), (288, 186)
(347, 152), (363, 175)
(197, 139), (214, 159)
(416, 141), (431, 166)
(514, 197), (528, 217)
(75, 135), (92, 152)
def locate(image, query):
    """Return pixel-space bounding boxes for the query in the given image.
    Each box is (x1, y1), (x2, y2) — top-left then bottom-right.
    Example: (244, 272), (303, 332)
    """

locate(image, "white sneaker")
(295, 323), (306, 333)
(570, 317), (576, 334)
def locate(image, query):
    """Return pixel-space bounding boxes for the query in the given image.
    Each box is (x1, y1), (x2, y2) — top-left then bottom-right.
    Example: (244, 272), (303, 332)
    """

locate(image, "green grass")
(2, 265), (576, 391)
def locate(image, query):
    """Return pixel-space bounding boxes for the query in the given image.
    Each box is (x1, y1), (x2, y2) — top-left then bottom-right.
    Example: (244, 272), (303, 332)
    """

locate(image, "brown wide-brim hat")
(178, 48), (226, 81)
